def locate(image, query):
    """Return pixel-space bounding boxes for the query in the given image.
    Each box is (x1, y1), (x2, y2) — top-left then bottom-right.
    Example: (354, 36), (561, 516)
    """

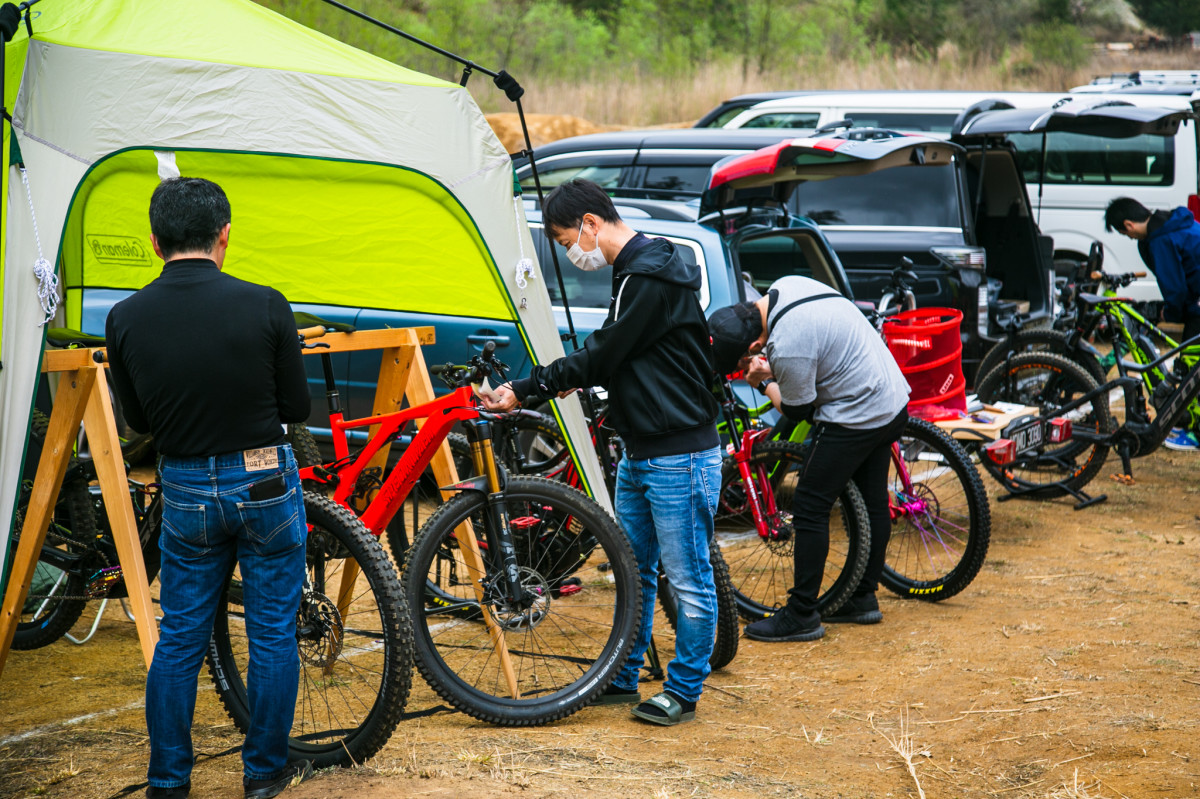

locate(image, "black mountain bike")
(974, 319), (1200, 508)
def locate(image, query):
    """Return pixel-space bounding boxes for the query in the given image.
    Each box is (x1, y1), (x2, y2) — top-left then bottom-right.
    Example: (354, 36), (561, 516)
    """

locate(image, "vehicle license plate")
(1012, 422), (1043, 453)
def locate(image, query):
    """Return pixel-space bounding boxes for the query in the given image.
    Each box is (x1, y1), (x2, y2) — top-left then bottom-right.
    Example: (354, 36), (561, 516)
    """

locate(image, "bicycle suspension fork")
(465, 419), (530, 608)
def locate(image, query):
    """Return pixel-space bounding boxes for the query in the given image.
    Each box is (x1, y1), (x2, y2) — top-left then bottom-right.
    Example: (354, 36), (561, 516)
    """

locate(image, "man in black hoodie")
(484, 179), (721, 727)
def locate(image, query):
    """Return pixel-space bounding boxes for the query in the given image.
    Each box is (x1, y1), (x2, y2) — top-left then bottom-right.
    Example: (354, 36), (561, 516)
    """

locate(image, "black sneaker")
(146, 784), (190, 799)
(744, 608), (825, 642)
(822, 594), (882, 625)
(244, 761), (314, 799)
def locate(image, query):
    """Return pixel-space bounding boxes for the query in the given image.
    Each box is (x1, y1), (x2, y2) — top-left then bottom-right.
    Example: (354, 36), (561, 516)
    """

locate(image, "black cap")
(708, 301), (763, 376)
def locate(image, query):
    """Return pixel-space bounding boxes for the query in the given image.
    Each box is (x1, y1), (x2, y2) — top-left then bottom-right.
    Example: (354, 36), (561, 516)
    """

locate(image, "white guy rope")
(21, 166), (59, 326)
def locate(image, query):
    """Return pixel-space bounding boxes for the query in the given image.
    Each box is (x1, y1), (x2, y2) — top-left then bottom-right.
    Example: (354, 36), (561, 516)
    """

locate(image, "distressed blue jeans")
(612, 445), (722, 703)
(146, 445), (306, 789)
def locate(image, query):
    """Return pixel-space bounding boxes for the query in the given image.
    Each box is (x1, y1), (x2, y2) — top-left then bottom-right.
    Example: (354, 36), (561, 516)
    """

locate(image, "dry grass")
(869, 705), (929, 799)
(485, 50), (1200, 127)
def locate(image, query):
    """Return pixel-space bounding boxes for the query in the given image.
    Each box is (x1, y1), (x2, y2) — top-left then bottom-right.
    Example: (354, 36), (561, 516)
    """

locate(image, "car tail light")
(932, 247), (988, 340)
(1189, 194), (1200, 222)
(931, 247), (986, 271)
(1049, 418), (1072, 443)
(985, 438), (1016, 465)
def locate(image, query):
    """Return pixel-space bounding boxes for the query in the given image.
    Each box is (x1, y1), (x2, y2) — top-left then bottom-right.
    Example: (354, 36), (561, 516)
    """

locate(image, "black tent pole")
(317, 0), (580, 350)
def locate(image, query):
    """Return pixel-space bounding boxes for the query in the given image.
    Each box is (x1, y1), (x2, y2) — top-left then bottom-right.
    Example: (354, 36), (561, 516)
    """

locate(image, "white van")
(721, 90), (1200, 303)
(718, 90), (1066, 135)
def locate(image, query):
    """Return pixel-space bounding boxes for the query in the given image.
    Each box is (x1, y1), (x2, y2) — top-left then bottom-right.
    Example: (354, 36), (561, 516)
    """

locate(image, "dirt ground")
(2, 438), (1199, 799)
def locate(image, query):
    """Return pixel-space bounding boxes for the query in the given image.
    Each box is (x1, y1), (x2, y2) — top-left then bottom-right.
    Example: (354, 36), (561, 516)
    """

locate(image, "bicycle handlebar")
(434, 339), (510, 390)
(1089, 270), (1147, 289)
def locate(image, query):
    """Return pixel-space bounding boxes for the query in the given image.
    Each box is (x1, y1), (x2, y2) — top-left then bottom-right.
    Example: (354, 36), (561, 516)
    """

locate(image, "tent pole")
(318, 0), (581, 350)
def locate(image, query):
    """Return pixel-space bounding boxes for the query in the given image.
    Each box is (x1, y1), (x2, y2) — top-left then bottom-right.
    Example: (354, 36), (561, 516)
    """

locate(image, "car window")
(531, 225), (709, 310)
(703, 107), (753, 128)
(641, 165), (715, 199)
(791, 164), (961, 228)
(1007, 131), (1175, 186)
(739, 112), (821, 129)
(841, 111), (959, 133)
(736, 234), (842, 295)
(519, 163), (624, 192)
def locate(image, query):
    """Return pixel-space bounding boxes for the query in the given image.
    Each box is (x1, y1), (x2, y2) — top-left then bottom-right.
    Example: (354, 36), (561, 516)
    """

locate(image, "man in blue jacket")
(1105, 198), (1200, 450)
(483, 179), (721, 727)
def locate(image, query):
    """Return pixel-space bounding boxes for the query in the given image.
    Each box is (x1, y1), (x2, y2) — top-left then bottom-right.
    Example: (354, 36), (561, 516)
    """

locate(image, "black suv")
(516, 125), (1052, 379)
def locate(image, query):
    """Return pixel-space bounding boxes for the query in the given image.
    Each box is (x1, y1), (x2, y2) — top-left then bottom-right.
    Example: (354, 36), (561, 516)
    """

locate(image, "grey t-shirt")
(764, 276), (910, 429)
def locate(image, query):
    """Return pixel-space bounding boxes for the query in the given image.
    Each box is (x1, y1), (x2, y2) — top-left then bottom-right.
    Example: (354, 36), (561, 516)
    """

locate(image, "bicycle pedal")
(1108, 473), (1136, 486)
(553, 584), (583, 597)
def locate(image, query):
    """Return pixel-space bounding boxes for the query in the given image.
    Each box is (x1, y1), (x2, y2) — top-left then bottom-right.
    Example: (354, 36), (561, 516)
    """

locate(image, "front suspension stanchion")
(461, 418), (521, 698)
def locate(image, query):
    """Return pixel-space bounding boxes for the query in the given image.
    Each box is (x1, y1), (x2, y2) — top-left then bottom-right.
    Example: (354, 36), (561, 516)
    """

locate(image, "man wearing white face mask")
(484, 179), (722, 728)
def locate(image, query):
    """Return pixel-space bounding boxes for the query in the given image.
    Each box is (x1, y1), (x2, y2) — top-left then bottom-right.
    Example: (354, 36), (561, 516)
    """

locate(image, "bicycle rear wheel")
(207, 492), (413, 768)
(9, 411), (96, 650)
(657, 538), (739, 670)
(882, 418), (991, 601)
(974, 352), (1112, 498)
(403, 476), (640, 725)
(716, 440), (870, 621)
(976, 328), (1106, 388)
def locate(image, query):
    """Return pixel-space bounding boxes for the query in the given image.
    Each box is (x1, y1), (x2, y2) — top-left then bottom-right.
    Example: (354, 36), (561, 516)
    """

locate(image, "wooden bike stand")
(304, 327), (520, 698)
(0, 347), (158, 679)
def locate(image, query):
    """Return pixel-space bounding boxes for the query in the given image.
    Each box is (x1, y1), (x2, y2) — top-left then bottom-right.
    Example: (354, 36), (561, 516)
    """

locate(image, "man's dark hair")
(541, 179), (620, 237)
(1104, 196), (1151, 233)
(149, 177), (231, 259)
(708, 300), (764, 376)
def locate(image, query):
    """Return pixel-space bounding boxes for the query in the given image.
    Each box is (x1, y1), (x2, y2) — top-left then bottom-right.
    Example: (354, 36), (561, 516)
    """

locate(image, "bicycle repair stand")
(0, 346), (159, 679)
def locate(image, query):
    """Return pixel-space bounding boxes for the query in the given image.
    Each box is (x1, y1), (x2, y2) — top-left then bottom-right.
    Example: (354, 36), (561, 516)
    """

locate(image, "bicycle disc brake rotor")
(308, 526), (352, 560)
(485, 567), (551, 631)
(296, 589), (344, 669)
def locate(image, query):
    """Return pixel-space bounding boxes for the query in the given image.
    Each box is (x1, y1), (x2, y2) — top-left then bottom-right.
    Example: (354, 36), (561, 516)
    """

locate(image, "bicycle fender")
(439, 475), (491, 495)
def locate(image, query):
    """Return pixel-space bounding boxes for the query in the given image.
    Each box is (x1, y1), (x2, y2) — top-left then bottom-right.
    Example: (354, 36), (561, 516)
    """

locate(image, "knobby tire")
(206, 492), (414, 768)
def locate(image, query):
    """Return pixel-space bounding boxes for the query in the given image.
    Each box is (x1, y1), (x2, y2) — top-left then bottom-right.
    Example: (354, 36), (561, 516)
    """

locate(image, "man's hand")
(482, 383), (521, 412)
(745, 356), (773, 387)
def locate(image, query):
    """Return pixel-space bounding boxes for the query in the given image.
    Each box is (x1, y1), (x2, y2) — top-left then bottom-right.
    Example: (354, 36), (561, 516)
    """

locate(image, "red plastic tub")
(882, 308), (966, 413)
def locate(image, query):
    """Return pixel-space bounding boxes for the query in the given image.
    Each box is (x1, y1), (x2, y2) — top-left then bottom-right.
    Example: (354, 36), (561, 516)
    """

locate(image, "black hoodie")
(511, 234), (719, 459)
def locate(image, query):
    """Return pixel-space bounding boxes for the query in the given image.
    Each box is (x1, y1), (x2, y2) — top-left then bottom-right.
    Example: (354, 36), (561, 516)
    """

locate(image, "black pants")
(788, 407), (908, 617)
(1183, 315), (1200, 347)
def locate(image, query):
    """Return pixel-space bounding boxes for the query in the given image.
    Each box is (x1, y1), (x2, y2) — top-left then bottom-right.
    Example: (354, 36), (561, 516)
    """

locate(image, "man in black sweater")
(106, 178), (313, 799)
(484, 179), (721, 727)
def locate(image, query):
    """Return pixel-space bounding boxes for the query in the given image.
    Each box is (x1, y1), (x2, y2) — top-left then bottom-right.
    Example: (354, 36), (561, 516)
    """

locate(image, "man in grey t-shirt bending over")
(709, 275), (910, 641)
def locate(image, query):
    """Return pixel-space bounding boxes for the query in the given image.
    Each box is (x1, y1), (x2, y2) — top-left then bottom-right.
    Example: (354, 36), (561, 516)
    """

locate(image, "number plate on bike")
(1012, 422), (1043, 454)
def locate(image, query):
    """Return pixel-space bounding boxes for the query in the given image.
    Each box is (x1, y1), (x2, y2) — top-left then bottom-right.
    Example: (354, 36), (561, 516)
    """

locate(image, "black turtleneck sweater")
(105, 258), (310, 458)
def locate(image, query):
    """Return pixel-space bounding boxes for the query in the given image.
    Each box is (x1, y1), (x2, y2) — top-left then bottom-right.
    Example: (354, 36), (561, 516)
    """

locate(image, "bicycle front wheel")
(403, 476), (641, 725)
(657, 538), (740, 670)
(882, 418), (991, 601)
(716, 440), (870, 621)
(974, 352), (1112, 497)
(207, 492), (413, 768)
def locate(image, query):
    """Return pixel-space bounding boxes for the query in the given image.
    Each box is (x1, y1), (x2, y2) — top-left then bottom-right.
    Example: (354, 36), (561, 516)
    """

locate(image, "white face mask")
(566, 219), (607, 272)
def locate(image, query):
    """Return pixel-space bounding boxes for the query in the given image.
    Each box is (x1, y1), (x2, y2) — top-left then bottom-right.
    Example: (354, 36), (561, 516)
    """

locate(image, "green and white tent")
(0, 0), (605, 575)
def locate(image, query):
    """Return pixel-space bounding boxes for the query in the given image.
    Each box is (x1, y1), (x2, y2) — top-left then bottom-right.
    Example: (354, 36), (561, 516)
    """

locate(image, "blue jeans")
(146, 445), (306, 788)
(612, 446), (722, 703)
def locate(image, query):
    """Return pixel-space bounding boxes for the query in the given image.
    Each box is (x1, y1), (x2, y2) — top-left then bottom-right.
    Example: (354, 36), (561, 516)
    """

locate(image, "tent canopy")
(1, 0), (604, 580)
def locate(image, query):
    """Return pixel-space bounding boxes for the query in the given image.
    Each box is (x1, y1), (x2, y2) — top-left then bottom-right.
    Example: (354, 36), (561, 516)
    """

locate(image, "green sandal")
(631, 692), (695, 726)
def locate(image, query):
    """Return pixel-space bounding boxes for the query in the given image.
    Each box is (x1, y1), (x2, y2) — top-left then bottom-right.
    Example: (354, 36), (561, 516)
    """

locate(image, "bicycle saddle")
(292, 311), (356, 333)
(45, 328), (106, 348)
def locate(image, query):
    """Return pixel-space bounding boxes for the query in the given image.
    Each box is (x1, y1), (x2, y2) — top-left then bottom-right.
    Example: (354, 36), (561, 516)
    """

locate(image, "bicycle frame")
(304, 385), (493, 536)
